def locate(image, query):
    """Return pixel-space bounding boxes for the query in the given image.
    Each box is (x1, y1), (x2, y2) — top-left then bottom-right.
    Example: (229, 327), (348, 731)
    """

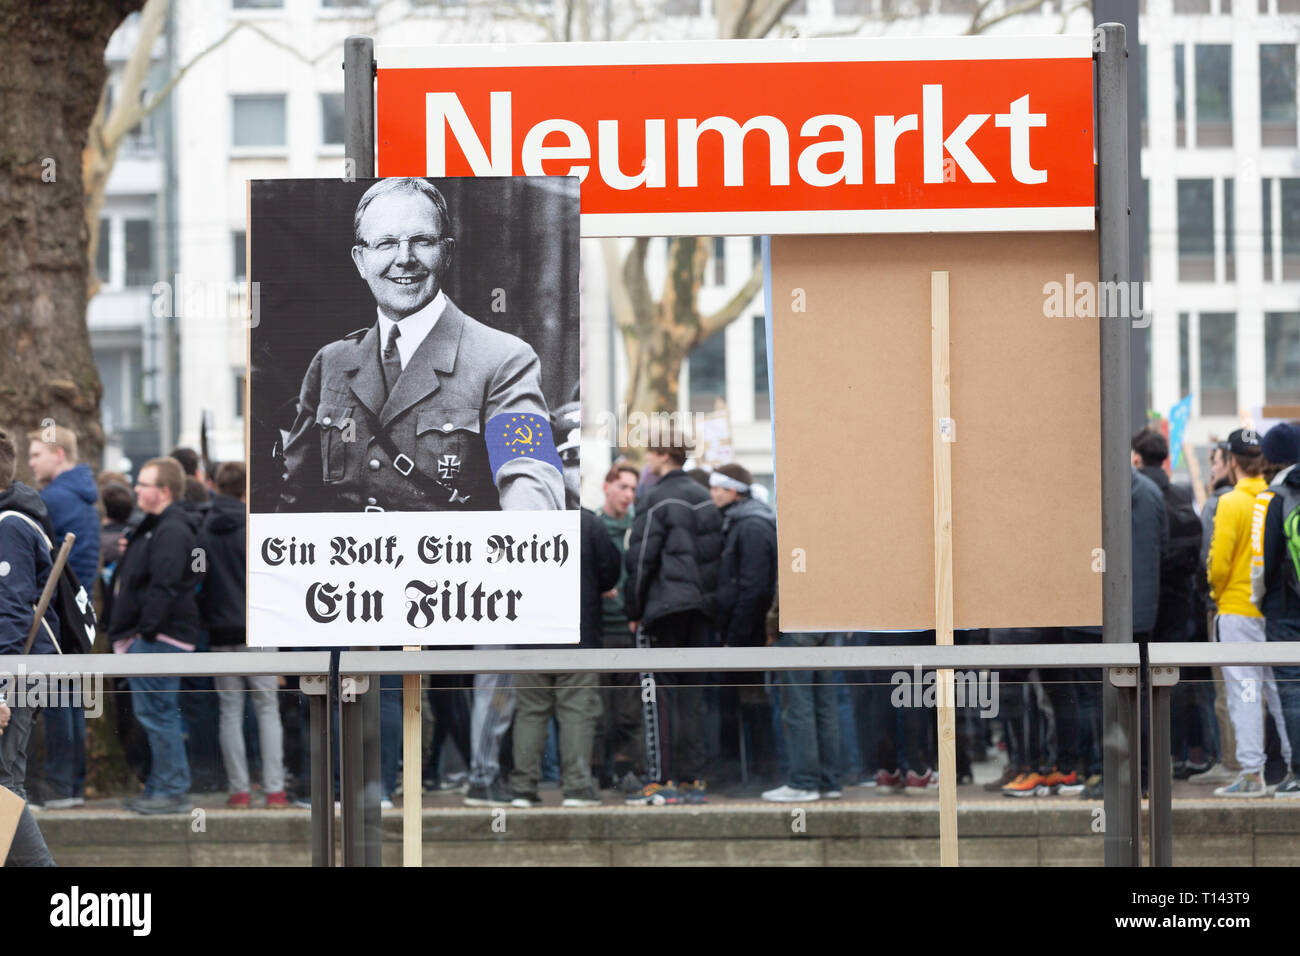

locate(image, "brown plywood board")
(771, 232), (1102, 630)
(0, 784), (24, 865)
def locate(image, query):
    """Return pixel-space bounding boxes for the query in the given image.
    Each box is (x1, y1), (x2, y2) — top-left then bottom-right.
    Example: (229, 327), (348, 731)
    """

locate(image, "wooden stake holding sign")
(403, 648), (421, 867)
(931, 272), (958, 868)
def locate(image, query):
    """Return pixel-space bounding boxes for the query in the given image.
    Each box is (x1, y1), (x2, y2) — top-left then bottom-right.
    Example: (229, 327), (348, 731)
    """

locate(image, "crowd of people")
(2, 418), (1300, 865)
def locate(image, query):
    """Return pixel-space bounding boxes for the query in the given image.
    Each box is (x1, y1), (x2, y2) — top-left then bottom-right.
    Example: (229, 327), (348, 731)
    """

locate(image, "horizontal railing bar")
(1, 642), (1296, 679)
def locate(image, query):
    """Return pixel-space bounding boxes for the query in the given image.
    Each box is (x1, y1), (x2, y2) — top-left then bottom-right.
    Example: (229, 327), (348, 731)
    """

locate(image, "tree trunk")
(0, 0), (142, 473)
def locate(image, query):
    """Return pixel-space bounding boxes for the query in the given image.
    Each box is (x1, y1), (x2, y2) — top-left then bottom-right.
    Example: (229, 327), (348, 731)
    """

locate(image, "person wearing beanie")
(1209, 428), (1293, 796)
(1251, 422), (1300, 796)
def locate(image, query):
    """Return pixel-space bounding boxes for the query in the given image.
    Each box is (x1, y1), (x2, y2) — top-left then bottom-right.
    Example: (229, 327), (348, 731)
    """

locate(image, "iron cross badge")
(437, 454), (461, 479)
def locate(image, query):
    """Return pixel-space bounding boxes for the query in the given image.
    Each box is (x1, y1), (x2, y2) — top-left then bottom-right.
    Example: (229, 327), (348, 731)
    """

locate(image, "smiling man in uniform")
(279, 177), (564, 514)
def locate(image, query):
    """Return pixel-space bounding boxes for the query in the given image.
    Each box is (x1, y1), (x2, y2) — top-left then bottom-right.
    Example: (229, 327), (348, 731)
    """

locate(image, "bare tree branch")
(700, 261), (764, 340)
(966, 0), (1048, 35)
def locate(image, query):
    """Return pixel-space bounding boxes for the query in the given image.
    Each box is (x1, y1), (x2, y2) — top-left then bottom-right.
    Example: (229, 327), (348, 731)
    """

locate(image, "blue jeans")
(1267, 618), (1300, 772)
(776, 633), (841, 791)
(127, 640), (192, 797)
(43, 704), (86, 799)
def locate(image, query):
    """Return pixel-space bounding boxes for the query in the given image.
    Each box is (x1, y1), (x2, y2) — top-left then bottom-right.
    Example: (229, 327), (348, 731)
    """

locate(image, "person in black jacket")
(109, 457), (203, 815)
(201, 462), (287, 808)
(0, 429), (58, 865)
(1132, 427), (1204, 774)
(508, 508), (620, 808)
(710, 463), (779, 789)
(623, 439), (723, 805)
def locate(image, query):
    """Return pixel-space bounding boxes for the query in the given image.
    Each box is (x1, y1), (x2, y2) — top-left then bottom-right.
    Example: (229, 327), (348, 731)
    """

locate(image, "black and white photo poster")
(246, 176), (581, 646)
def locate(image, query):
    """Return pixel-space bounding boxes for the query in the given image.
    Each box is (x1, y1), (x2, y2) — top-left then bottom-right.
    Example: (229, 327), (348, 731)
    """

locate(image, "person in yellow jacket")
(1207, 427), (1291, 796)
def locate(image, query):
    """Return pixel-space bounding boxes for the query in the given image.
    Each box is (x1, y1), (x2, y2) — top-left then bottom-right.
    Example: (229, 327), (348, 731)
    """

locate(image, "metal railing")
(7, 641), (1299, 867)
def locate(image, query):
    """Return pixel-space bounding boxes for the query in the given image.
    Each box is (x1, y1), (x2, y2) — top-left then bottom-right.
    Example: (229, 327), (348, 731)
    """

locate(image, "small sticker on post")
(939, 417), (956, 443)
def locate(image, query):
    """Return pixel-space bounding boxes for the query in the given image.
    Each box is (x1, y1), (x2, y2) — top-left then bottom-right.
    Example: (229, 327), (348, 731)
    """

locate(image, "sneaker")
(463, 780), (512, 807)
(905, 768), (933, 789)
(1079, 774), (1104, 800)
(627, 781), (679, 806)
(438, 772), (470, 794)
(380, 798), (394, 810)
(1175, 759), (1210, 780)
(1042, 768), (1082, 795)
(561, 789), (602, 808)
(226, 791), (251, 809)
(131, 794), (192, 815)
(762, 785), (820, 802)
(821, 788), (843, 799)
(264, 791), (290, 809)
(613, 771), (645, 797)
(42, 796), (85, 810)
(983, 765), (1020, 792)
(1188, 762), (1237, 786)
(1274, 772), (1300, 798)
(1214, 771), (1268, 798)
(511, 792), (543, 808)
(292, 794), (313, 809)
(874, 768), (903, 793)
(1001, 771), (1047, 797)
(680, 780), (709, 804)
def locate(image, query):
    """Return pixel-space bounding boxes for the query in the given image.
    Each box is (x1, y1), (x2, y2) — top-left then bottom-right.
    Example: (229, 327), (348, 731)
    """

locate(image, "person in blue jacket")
(27, 425), (100, 810)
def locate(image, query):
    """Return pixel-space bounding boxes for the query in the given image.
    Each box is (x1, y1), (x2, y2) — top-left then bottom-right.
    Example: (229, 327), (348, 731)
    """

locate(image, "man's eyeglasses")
(134, 481), (164, 489)
(355, 234), (448, 255)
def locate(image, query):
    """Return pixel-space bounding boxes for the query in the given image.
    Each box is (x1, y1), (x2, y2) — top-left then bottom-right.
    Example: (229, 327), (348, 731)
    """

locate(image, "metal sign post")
(1096, 22), (1142, 868)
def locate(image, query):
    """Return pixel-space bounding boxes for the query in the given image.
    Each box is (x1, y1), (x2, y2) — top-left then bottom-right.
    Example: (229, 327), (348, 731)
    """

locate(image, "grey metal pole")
(1097, 21), (1140, 868)
(343, 33), (383, 867)
(340, 687), (364, 866)
(309, 687), (334, 867)
(1148, 670), (1174, 866)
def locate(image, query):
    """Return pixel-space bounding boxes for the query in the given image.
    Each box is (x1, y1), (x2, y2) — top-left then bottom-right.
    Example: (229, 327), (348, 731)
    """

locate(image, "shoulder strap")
(0, 510), (53, 549)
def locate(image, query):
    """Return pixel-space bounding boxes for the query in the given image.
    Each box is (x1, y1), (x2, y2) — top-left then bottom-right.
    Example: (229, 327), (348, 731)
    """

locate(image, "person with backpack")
(1131, 427), (1202, 774)
(1251, 422), (1300, 797)
(1208, 428), (1293, 797)
(0, 428), (58, 865)
(27, 425), (100, 810)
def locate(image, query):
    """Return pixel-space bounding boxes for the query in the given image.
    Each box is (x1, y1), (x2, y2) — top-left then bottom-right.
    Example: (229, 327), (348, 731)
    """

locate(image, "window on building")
(1261, 44), (1297, 146)
(1196, 45), (1233, 146)
(833, 0), (872, 11)
(938, 0), (979, 12)
(1224, 178), (1235, 282)
(124, 219), (153, 288)
(751, 236), (763, 268)
(1142, 177), (1151, 281)
(96, 218), (111, 285)
(688, 329), (727, 414)
(1284, 178), (1300, 280)
(786, 0), (808, 12)
(1179, 312), (1190, 399)
(1265, 179), (1275, 280)
(235, 371), (246, 418)
(232, 94), (286, 148)
(1174, 0), (1211, 11)
(1177, 179), (1214, 281)
(233, 231), (247, 282)
(1200, 312), (1237, 415)
(234, 0), (283, 7)
(753, 314), (770, 422)
(320, 93), (344, 146)
(665, 0), (701, 14)
(1267, 312), (1300, 405)
(322, 0), (370, 7)
(711, 237), (725, 286)
(1175, 45), (1187, 148)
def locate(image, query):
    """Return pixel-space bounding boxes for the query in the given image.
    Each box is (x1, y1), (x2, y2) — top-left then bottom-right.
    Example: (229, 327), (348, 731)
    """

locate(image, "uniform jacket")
(1209, 474), (1268, 618)
(0, 482), (59, 655)
(624, 469), (723, 630)
(107, 503), (203, 647)
(714, 495), (778, 647)
(39, 464), (101, 588)
(279, 298), (564, 513)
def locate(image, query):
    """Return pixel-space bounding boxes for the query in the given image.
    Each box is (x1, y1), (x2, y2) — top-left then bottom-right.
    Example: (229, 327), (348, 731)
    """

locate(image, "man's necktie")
(382, 323), (402, 396)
